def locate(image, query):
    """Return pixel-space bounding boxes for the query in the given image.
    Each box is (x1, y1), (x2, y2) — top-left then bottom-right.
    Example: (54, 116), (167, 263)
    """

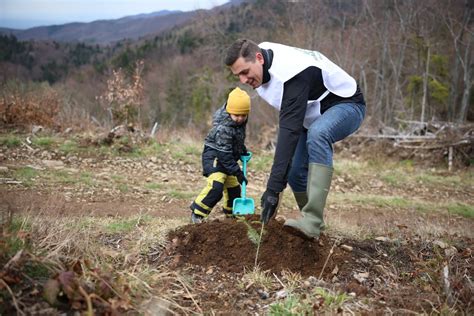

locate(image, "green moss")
(105, 218), (139, 233)
(1, 218), (32, 257)
(314, 287), (350, 309)
(168, 189), (195, 199)
(14, 166), (39, 186)
(104, 215), (151, 233)
(269, 294), (313, 315)
(447, 203), (474, 218)
(32, 136), (55, 148)
(24, 261), (51, 279)
(415, 173), (462, 186)
(144, 182), (163, 190)
(59, 139), (80, 154)
(117, 183), (129, 192)
(141, 141), (168, 156)
(0, 135), (22, 148)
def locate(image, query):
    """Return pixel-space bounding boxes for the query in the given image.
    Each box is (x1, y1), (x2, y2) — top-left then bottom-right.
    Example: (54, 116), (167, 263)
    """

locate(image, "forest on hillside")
(0, 0), (472, 138)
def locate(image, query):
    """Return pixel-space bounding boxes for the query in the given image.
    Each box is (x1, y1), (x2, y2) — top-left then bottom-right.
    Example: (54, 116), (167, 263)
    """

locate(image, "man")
(224, 39), (366, 239)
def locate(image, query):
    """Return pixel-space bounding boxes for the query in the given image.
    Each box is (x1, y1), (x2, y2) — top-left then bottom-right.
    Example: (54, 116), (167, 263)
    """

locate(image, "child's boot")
(189, 203), (208, 224)
(191, 211), (204, 224)
(221, 207), (234, 218)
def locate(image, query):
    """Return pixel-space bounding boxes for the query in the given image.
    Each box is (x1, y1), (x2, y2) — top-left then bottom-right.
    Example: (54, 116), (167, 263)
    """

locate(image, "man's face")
(230, 53), (264, 89)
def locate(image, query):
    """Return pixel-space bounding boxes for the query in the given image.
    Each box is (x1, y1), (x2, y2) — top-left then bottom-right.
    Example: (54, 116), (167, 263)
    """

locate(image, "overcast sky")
(0, 0), (229, 29)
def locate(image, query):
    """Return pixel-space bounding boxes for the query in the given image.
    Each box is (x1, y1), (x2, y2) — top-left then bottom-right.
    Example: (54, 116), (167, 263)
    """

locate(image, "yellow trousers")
(190, 172), (241, 217)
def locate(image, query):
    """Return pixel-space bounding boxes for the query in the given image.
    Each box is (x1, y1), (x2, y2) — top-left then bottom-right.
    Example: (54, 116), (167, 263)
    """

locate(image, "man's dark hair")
(224, 39), (260, 66)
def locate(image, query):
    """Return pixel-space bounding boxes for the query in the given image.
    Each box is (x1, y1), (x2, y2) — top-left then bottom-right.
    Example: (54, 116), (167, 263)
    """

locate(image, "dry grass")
(279, 270), (303, 293)
(1, 204), (192, 314)
(239, 266), (274, 291)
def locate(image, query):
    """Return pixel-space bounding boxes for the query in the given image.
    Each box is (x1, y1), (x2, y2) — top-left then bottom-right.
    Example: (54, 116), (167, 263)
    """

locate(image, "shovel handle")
(240, 152), (252, 198)
(240, 151), (252, 163)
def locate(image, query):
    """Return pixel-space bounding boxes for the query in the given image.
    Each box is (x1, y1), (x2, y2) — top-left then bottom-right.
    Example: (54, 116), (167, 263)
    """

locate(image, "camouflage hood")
(204, 104), (247, 155)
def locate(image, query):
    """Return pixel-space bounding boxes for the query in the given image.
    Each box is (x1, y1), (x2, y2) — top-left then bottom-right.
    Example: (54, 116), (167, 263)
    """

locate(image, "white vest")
(256, 42), (357, 128)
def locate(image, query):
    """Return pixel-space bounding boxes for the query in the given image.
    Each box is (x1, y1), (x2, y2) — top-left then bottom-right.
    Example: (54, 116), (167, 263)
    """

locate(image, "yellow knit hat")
(226, 87), (250, 115)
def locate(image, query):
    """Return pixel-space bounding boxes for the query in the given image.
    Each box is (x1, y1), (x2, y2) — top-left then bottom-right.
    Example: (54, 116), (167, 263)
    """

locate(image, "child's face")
(230, 114), (248, 125)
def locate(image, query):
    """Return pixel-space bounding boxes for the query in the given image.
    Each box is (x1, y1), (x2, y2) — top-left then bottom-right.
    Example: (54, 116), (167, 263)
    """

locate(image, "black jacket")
(202, 104), (247, 177)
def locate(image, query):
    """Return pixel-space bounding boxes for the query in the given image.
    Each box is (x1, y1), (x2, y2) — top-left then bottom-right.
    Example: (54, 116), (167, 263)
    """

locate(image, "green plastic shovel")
(232, 152), (255, 215)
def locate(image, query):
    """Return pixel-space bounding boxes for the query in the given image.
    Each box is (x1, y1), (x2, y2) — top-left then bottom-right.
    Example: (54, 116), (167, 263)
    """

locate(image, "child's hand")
(237, 172), (248, 185)
(240, 151), (252, 162)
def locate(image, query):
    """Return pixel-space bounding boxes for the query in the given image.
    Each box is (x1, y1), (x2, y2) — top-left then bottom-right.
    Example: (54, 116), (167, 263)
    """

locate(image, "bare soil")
(165, 216), (350, 276)
(1, 134), (473, 314)
(161, 216), (473, 314)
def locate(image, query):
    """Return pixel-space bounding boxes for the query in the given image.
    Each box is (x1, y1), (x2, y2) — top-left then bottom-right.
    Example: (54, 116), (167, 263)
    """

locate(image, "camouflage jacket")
(202, 104), (247, 177)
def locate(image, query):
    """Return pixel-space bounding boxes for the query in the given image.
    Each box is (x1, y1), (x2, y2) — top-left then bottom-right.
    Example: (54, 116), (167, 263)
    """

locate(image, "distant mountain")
(219, 0), (250, 9)
(1, 10), (197, 44)
(0, 27), (16, 34)
(120, 10), (181, 20)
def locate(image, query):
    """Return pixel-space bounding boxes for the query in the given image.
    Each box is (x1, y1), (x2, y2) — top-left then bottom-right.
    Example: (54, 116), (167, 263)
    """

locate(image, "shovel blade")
(232, 198), (255, 215)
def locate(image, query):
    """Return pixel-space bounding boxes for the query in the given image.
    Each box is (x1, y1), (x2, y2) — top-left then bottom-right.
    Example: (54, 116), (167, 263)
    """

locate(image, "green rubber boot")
(293, 191), (308, 211)
(284, 163), (333, 239)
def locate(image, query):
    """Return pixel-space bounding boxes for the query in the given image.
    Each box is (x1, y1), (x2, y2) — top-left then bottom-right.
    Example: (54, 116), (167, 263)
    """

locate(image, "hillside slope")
(2, 10), (197, 44)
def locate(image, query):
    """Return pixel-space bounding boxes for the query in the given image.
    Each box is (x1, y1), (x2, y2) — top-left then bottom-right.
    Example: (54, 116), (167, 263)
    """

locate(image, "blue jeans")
(288, 102), (366, 192)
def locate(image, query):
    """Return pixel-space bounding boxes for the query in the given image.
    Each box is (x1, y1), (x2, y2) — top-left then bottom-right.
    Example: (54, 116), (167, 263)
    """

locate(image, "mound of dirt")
(162, 216), (352, 277)
(161, 219), (474, 313)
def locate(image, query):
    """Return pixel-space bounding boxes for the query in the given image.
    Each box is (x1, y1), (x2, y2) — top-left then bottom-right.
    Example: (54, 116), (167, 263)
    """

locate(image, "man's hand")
(260, 189), (279, 224)
(236, 172), (248, 185)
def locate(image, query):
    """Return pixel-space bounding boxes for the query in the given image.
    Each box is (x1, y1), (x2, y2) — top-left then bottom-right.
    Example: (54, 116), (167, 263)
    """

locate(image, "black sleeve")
(216, 150), (241, 175)
(211, 125), (241, 176)
(266, 73), (309, 193)
(242, 144), (248, 155)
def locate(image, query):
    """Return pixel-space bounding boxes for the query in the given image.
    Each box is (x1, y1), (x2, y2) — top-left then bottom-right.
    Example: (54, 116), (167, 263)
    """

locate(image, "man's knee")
(308, 125), (332, 144)
(288, 170), (307, 192)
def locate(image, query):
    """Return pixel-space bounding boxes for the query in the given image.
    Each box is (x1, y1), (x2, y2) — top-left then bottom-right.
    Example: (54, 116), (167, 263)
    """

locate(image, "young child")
(190, 87), (251, 223)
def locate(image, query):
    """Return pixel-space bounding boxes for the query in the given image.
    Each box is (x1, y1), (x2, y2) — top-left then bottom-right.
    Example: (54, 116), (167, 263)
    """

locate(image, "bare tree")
(444, 0), (473, 123)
